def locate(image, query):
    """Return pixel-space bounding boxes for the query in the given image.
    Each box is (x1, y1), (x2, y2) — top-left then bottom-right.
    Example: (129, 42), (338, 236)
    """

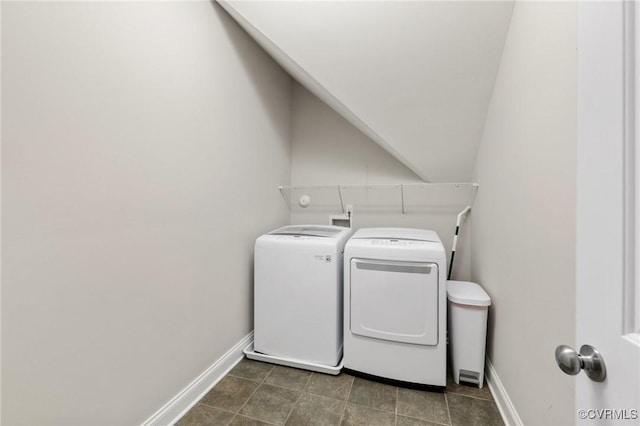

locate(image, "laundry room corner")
(288, 82), (474, 282)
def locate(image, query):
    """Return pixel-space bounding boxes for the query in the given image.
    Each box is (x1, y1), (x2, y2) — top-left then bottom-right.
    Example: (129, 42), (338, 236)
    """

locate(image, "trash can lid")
(446, 280), (491, 307)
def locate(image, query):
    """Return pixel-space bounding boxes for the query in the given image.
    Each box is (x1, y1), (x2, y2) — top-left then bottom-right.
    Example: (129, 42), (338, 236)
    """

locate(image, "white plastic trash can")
(447, 280), (491, 388)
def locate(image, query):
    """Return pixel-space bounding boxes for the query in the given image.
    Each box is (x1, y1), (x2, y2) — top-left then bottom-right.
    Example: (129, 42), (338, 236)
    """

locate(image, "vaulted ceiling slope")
(218, 0), (514, 182)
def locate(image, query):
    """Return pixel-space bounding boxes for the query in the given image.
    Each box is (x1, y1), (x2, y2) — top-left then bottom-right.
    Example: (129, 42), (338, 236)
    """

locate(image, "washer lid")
(269, 225), (347, 238)
(446, 281), (491, 306)
(350, 227), (440, 242)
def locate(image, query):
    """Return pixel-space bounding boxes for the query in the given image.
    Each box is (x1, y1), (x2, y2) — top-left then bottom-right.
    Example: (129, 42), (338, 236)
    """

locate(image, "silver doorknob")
(555, 344), (606, 382)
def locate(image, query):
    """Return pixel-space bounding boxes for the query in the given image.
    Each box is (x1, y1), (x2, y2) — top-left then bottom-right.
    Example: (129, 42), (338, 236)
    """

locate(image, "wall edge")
(141, 332), (253, 426)
(486, 358), (524, 426)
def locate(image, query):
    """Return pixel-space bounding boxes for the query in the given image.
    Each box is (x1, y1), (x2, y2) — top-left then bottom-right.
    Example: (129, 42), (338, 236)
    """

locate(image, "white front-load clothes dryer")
(246, 225), (351, 374)
(344, 228), (447, 388)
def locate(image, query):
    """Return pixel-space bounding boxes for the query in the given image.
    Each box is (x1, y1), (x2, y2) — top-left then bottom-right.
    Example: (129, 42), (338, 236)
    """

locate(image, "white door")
(575, 2), (640, 424)
(350, 258), (439, 345)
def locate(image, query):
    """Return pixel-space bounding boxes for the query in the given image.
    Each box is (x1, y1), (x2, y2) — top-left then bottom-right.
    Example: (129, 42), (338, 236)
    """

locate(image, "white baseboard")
(485, 358), (524, 426)
(141, 332), (254, 426)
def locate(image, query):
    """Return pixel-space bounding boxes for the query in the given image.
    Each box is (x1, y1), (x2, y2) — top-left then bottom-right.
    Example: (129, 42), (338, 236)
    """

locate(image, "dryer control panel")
(370, 239), (427, 247)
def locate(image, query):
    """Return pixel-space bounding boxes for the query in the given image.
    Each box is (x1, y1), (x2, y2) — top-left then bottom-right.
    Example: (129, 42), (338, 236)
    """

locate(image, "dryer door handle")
(354, 260), (433, 274)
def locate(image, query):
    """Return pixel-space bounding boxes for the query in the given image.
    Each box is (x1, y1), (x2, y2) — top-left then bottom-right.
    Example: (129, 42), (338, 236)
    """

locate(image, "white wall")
(220, 0), (514, 182)
(1, 2), (291, 425)
(290, 82), (473, 280)
(471, 2), (577, 424)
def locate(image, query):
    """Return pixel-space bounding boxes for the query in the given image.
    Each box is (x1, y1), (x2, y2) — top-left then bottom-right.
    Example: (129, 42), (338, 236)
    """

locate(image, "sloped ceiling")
(218, 0), (514, 182)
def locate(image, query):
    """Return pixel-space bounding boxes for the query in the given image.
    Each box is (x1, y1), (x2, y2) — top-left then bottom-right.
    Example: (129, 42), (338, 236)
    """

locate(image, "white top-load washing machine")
(245, 225), (351, 374)
(344, 228), (447, 388)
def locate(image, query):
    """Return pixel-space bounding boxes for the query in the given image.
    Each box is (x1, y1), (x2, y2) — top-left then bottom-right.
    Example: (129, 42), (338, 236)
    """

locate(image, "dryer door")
(350, 258), (438, 346)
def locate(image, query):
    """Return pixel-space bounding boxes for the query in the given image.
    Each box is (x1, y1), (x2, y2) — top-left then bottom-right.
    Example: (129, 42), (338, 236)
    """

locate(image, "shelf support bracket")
(337, 186), (345, 214)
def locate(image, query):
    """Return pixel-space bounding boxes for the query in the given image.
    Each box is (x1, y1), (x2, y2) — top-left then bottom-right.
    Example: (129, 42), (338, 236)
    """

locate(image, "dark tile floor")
(177, 359), (504, 426)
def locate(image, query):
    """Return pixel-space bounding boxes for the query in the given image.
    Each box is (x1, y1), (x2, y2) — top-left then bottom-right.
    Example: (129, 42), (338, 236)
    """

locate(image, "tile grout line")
(200, 387), (447, 426)
(398, 412), (451, 426)
(229, 413), (280, 426)
(194, 361), (273, 426)
(301, 372), (314, 393)
(240, 371), (355, 407)
(196, 402), (237, 415)
(261, 364), (277, 384)
(301, 370), (314, 392)
(221, 362), (490, 426)
(229, 363), (274, 424)
(227, 373), (262, 384)
(347, 399), (397, 414)
(395, 386), (399, 426)
(228, 384), (261, 424)
(281, 371), (313, 425)
(446, 390), (494, 401)
(338, 375), (356, 425)
(303, 374), (354, 401)
(182, 404), (241, 425)
(227, 362), (275, 384)
(444, 392), (453, 426)
(304, 387), (352, 403)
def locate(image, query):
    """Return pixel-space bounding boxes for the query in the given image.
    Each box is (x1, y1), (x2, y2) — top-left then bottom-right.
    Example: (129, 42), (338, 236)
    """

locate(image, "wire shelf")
(278, 182), (479, 214)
